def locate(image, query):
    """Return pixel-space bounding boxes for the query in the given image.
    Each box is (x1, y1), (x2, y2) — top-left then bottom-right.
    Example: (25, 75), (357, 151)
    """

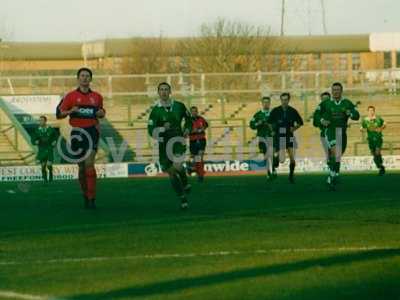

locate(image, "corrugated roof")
(0, 34), (374, 60)
(0, 42), (82, 60)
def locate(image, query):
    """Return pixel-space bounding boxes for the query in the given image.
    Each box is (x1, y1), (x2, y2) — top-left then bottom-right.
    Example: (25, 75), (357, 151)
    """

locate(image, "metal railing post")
(108, 75), (113, 99)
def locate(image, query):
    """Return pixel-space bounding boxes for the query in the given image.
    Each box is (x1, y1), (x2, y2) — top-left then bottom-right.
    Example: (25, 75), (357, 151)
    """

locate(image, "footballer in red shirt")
(57, 68), (105, 209)
(188, 106), (208, 181)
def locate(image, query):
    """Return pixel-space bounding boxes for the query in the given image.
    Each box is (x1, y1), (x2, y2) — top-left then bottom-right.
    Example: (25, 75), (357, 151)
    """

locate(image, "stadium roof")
(0, 34), (399, 61)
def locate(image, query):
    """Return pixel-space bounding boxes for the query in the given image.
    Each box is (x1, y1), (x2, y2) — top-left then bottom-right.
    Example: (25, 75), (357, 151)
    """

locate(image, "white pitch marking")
(0, 246), (395, 266)
(0, 290), (64, 300)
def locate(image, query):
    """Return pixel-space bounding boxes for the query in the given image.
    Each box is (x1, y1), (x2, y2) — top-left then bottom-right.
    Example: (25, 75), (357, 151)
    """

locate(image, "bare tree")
(0, 18), (13, 76)
(117, 36), (184, 93)
(179, 18), (275, 73)
(120, 36), (169, 74)
(176, 18), (278, 93)
(120, 18), (278, 77)
(0, 16), (13, 42)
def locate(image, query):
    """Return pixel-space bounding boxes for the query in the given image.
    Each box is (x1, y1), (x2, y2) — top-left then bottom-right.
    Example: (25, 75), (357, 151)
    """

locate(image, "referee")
(267, 92), (303, 183)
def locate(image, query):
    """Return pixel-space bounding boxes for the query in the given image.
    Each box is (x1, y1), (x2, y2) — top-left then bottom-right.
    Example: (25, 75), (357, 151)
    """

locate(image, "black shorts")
(158, 136), (187, 172)
(258, 141), (267, 154)
(257, 136), (273, 155)
(273, 135), (297, 152)
(70, 126), (99, 160)
(189, 139), (206, 155)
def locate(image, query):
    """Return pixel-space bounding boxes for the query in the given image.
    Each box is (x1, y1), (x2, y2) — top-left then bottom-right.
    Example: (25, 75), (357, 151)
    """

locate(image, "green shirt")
(313, 99), (331, 136)
(362, 116), (384, 140)
(147, 100), (192, 139)
(31, 126), (57, 149)
(320, 98), (360, 129)
(249, 109), (272, 137)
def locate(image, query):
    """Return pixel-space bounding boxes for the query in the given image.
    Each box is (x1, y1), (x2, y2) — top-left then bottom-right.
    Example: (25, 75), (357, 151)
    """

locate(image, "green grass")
(0, 173), (399, 300)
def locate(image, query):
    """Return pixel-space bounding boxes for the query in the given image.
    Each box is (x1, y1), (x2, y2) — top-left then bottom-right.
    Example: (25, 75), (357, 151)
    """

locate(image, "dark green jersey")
(320, 98), (360, 129)
(313, 99), (331, 136)
(249, 109), (272, 137)
(31, 126), (57, 149)
(147, 100), (192, 139)
(362, 116), (384, 140)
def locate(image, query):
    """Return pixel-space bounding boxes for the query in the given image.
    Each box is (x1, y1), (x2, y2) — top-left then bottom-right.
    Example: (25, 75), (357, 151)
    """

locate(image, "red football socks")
(79, 171), (87, 197)
(85, 167), (97, 200)
(196, 161), (205, 177)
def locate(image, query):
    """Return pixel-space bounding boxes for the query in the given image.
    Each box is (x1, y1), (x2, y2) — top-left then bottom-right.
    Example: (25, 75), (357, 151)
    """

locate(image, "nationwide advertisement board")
(128, 156), (400, 177)
(1, 156), (398, 181)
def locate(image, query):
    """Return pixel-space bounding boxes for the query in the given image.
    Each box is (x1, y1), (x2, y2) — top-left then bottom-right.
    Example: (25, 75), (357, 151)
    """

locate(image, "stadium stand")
(1, 71), (400, 165)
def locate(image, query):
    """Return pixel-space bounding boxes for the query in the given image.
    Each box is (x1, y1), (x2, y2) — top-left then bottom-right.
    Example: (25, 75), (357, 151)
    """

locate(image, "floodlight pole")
(280, 0), (286, 36)
(321, 0), (328, 34)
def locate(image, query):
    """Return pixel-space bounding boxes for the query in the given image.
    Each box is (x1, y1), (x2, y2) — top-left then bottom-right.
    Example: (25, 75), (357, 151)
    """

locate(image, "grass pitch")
(0, 172), (399, 300)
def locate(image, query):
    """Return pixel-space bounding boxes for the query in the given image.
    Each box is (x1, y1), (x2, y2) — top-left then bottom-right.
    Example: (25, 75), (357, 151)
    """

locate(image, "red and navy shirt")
(58, 88), (104, 128)
(190, 116), (208, 141)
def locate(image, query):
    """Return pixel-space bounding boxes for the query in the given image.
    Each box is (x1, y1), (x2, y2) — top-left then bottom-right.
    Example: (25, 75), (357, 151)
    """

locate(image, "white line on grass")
(0, 246), (396, 266)
(0, 290), (64, 300)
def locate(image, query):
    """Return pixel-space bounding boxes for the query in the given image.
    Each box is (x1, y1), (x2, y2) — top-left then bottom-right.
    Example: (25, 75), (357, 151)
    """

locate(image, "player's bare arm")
(59, 106), (79, 118)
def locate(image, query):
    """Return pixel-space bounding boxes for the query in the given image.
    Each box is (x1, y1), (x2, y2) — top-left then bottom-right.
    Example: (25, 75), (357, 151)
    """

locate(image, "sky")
(0, 0), (399, 42)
